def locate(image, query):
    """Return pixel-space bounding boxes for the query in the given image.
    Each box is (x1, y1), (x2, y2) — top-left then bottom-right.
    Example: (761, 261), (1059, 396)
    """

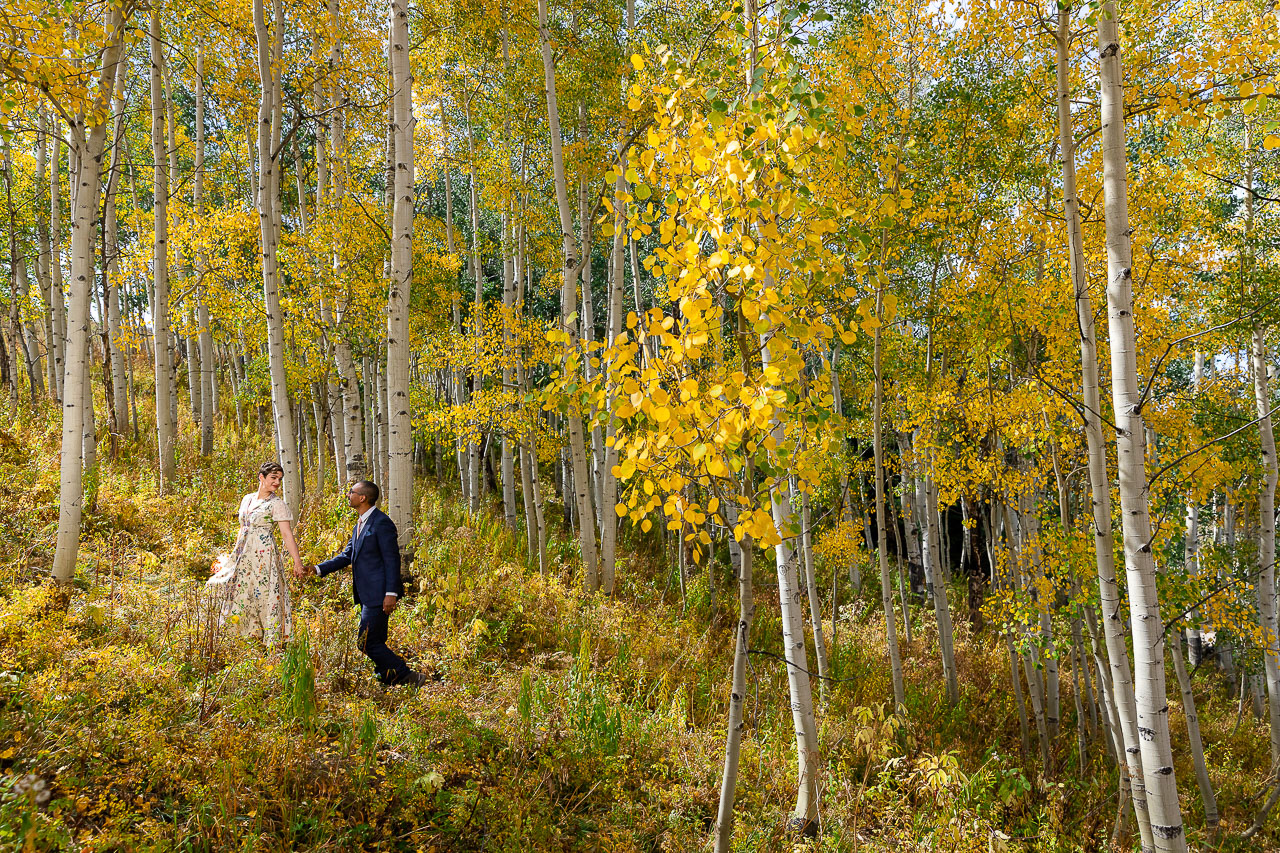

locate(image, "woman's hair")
(258, 461), (285, 478)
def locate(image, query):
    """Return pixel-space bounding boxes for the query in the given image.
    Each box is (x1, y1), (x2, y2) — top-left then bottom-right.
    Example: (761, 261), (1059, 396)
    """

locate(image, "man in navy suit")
(300, 480), (425, 688)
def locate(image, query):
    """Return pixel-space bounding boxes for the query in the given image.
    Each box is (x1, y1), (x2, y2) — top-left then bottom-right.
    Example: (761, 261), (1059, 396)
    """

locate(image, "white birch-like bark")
(149, 10), (176, 489)
(103, 68), (128, 441)
(874, 308), (905, 710)
(764, 386), (819, 832)
(1242, 120), (1280, 767)
(1021, 486), (1061, 744)
(195, 47), (215, 456)
(464, 90), (483, 513)
(501, 211), (518, 530)
(1057, 8), (1154, 844)
(1096, 5), (1185, 846)
(1252, 326), (1280, 765)
(1182, 352), (1205, 664)
(919, 461), (959, 703)
(713, 499), (753, 853)
(538, 0), (599, 588)
(794, 478), (831, 702)
(51, 6), (126, 584)
(1170, 628), (1218, 835)
(3, 142), (23, 401)
(598, 140), (628, 595)
(35, 110), (55, 398)
(386, 0), (414, 548)
(254, 0), (301, 510)
(50, 128), (65, 402)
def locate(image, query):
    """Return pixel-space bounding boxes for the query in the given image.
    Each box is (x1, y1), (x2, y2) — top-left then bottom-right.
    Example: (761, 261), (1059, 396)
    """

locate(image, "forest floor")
(0, 400), (1275, 852)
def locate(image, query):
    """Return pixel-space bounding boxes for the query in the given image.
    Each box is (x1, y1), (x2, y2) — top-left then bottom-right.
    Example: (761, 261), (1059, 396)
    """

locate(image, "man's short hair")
(354, 480), (380, 505)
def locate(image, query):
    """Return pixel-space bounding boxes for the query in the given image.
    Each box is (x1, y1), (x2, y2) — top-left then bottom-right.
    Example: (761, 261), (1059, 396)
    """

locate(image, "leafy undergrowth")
(0, 401), (1274, 852)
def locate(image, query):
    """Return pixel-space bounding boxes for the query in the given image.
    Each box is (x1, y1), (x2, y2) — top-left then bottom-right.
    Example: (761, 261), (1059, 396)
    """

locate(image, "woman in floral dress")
(206, 461), (302, 647)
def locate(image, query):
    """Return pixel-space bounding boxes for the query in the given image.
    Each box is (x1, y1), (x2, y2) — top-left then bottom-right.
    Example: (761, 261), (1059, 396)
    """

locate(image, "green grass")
(0, 397), (1274, 852)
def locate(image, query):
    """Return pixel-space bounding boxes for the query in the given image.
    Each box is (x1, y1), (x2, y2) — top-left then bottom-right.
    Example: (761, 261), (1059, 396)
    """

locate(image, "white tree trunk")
(1170, 628), (1218, 835)
(254, 0), (301, 510)
(195, 47), (215, 456)
(919, 460), (959, 704)
(1252, 326), (1280, 765)
(538, 0), (599, 589)
(51, 7), (126, 584)
(765, 420), (820, 832)
(713, 500), (753, 853)
(50, 128), (66, 402)
(873, 316), (905, 710)
(1056, 8), (1155, 846)
(102, 68), (127, 440)
(149, 9), (176, 489)
(1096, 4), (1185, 846)
(386, 0), (415, 548)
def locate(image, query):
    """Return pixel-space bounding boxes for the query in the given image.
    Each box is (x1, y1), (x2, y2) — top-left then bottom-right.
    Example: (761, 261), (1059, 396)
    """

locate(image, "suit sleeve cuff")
(315, 566), (322, 576)
(385, 592), (398, 598)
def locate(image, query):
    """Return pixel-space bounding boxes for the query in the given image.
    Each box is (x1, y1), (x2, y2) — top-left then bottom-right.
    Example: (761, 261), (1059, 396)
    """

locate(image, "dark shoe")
(406, 671), (428, 689)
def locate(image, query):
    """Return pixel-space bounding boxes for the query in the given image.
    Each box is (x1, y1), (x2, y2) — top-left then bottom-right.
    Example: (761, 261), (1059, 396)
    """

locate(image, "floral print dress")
(206, 493), (294, 646)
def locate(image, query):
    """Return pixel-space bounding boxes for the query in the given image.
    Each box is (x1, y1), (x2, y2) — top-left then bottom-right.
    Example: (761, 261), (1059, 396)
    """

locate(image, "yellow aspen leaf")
(615, 503), (627, 517)
(631, 53), (645, 71)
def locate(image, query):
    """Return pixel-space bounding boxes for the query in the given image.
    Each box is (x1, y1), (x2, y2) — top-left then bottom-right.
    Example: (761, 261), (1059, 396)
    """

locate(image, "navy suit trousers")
(358, 605), (410, 684)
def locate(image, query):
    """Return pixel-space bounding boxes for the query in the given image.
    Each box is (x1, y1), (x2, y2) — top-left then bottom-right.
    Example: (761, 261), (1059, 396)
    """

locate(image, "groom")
(301, 480), (425, 688)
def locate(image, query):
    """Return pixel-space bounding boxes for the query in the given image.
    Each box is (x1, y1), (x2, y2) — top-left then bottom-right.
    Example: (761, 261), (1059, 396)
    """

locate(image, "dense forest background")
(1, 0), (1280, 850)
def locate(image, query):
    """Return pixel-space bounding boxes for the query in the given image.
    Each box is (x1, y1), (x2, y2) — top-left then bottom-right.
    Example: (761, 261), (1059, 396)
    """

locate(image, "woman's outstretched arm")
(278, 520), (304, 575)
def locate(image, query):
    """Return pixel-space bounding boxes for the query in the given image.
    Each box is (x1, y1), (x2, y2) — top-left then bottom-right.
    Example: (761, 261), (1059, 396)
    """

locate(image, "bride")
(207, 461), (302, 647)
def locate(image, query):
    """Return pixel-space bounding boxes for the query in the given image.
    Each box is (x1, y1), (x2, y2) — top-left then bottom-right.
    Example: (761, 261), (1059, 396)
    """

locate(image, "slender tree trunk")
(1252, 324), (1280, 764)
(794, 478), (831, 702)
(464, 90), (483, 514)
(255, 0), (301, 510)
(874, 313), (905, 709)
(760, 283), (820, 832)
(50, 127), (65, 402)
(1058, 9), (1156, 846)
(195, 48), (214, 456)
(713, 499), (754, 853)
(1170, 628), (1218, 836)
(538, 0), (599, 588)
(919, 456), (959, 704)
(1096, 5), (1185, 846)
(51, 7), (126, 584)
(598, 139), (627, 595)
(386, 0), (414, 548)
(103, 69), (128, 446)
(149, 9), (177, 489)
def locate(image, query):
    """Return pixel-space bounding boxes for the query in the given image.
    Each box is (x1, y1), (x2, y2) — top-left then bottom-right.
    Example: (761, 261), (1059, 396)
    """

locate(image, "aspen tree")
(51, 0), (127, 584)
(195, 47), (214, 456)
(873, 284), (905, 710)
(103, 66), (127, 444)
(464, 79), (483, 513)
(1243, 120), (1280, 768)
(386, 0), (414, 547)
(254, 0), (301, 509)
(49, 126), (65, 402)
(1054, 6), (1153, 842)
(537, 0), (599, 588)
(150, 7), (177, 488)
(713, 496), (753, 853)
(744, 1), (819, 828)
(1096, 2), (1185, 846)
(36, 109), (55, 398)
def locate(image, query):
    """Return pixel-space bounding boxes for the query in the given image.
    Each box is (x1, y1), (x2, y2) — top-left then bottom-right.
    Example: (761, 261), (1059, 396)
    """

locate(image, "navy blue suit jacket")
(316, 508), (402, 607)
